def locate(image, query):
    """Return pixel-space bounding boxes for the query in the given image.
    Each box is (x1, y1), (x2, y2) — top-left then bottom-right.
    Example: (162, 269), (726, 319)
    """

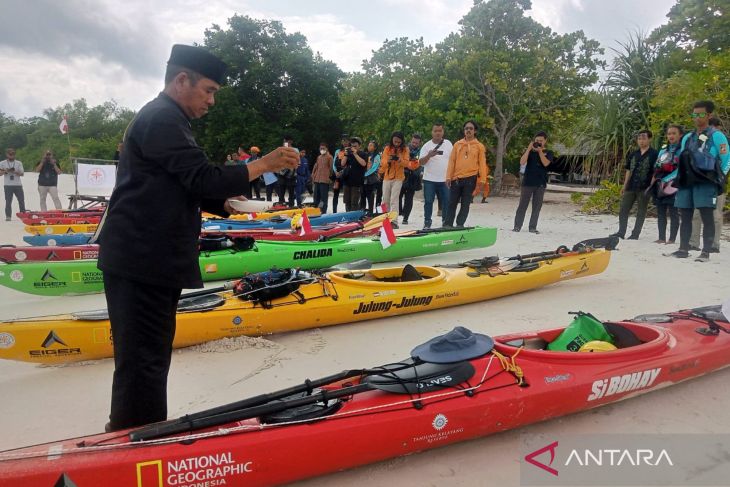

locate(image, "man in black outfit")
(612, 130), (658, 240)
(96, 44), (299, 431)
(513, 131), (554, 234)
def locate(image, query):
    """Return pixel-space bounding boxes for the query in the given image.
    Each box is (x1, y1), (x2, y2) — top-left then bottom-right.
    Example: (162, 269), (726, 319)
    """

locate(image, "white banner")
(76, 163), (116, 195)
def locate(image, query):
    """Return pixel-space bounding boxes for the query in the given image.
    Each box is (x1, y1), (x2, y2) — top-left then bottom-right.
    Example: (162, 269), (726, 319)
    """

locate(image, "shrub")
(580, 180), (622, 215)
(570, 192), (584, 204)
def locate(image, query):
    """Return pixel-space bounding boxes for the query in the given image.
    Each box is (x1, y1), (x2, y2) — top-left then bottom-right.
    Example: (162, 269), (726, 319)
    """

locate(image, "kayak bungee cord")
(0, 347), (528, 462)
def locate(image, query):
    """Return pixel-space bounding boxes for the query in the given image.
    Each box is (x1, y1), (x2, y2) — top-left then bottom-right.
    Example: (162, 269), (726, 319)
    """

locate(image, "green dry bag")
(547, 312), (614, 352)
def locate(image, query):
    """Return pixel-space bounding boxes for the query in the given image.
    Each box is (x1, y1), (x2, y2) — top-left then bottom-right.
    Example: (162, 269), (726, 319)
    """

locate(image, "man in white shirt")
(419, 123), (453, 228)
(0, 148), (26, 221)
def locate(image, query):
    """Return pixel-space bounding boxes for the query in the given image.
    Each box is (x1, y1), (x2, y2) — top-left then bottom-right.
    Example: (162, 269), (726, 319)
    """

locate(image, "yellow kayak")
(24, 223), (98, 235)
(0, 247), (611, 364)
(225, 207), (321, 221)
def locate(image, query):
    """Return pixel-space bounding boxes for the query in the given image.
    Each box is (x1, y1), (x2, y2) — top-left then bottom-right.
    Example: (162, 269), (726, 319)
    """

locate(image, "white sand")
(1, 173), (729, 486)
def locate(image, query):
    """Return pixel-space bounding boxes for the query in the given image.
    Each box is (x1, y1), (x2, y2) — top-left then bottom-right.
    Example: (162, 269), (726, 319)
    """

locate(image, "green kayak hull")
(0, 227), (497, 296)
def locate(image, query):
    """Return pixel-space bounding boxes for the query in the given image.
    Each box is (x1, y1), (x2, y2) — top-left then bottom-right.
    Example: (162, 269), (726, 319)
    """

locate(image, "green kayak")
(0, 227), (497, 296)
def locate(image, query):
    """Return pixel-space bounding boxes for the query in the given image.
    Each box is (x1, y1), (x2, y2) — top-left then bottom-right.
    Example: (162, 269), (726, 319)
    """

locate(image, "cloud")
(0, 0), (168, 77)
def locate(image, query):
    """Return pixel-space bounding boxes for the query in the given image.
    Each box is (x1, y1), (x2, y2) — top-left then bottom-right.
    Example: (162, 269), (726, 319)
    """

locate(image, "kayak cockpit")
(72, 294), (226, 321)
(329, 264), (446, 285)
(494, 322), (670, 361)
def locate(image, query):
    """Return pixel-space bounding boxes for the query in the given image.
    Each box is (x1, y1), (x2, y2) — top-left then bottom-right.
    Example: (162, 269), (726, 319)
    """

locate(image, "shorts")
(674, 183), (718, 209)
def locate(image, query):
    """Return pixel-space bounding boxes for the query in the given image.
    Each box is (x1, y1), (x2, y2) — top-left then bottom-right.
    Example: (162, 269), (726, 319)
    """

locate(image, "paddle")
(129, 359), (475, 442)
(177, 259), (374, 300)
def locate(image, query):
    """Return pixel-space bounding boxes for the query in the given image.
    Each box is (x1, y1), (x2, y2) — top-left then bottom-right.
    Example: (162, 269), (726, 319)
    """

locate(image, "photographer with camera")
(35, 149), (63, 211)
(513, 131), (554, 234)
(378, 131), (410, 227)
(419, 123), (452, 228)
(340, 137), (368, 211)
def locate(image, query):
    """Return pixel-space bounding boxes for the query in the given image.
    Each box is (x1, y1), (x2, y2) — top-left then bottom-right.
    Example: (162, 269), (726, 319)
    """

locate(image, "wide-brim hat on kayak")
(168, 44), (227, 85)
(411, 326), (493, 363)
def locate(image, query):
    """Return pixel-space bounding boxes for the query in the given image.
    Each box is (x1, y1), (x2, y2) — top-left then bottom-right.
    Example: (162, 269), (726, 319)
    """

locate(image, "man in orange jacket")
(444, 120), (488, 227)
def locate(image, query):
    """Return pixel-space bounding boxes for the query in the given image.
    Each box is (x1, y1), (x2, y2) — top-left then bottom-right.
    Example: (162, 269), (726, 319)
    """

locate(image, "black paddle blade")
(363, 359), (475, 394)
(573, 236), (620, 251)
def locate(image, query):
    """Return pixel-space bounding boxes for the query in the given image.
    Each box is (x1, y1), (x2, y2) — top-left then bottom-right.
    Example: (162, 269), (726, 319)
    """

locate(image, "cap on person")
(350, 136), (363, 145)
(167, 44), (227, 85)
(250, 146), (261, 153)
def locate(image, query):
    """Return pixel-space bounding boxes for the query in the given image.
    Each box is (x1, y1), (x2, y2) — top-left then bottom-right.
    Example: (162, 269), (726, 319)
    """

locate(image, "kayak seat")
(401, 264), (423, 282)
(603, 322), (643, 348)
(177, 294), (226, 313)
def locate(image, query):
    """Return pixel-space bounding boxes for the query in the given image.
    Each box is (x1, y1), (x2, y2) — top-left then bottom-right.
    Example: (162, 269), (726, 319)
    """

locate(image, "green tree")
(200, 15), (345, 159)
(442, 0), (603, 185)
(649, 0), (729, 56)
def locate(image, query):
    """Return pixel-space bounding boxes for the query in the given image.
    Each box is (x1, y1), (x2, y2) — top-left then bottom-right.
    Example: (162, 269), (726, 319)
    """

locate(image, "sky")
(0, 0), (676, 119)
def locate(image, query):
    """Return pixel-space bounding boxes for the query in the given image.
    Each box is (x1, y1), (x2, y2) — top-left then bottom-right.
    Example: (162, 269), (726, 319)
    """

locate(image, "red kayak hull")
(18, 216), (101, 225)
(0, 308), (728, 486)
(202, 222), (381, 241)
(0, 245), (100, 262)
(17, 210), (104, 220)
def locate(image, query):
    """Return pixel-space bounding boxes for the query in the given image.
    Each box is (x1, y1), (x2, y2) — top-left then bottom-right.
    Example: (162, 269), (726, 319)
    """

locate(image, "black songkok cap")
(167, 44), (227, 85)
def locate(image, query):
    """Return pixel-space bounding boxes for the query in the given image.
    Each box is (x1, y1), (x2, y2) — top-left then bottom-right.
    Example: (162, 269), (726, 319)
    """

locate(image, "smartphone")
(436, 150), (443, 155)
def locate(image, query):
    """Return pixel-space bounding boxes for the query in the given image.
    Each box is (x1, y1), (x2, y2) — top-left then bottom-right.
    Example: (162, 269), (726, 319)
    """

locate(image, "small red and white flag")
(299, 211), (312, 236)
(59, 115), (69, 135)
(375, 203), (388, 214)
(379, 217), (397, 249)
(244, 212), (257, 221)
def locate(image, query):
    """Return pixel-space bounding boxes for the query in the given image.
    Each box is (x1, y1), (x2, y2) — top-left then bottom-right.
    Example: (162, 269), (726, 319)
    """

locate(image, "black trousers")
(399, 187), (417, 221)
(4, 185), (26, 218)
(278, 180), (296, 207)
(656, 202), (679, 242)
(104, 273), (181, 429)
(265, 182), (278, 202)
(332, 183), (341, 213)
(445, 176), (477, 227)
(679, 207), (714, 253)
(513, 185), (546, 231)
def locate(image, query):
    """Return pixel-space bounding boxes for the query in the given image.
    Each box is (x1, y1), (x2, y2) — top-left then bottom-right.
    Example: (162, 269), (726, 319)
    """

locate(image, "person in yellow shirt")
(378, 131), (410, 228)
(444, 120), (488, 227)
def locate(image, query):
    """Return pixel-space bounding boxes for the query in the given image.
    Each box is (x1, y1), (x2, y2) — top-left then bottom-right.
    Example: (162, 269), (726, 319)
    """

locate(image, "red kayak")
(1, 305), (728, 486)
(202, 222), (381, 242)
(0, 244), (100, 262)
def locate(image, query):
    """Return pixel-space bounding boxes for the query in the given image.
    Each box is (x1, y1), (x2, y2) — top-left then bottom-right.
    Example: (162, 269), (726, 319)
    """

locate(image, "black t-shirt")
(343, 150), (368, 186)
(522, 150), (554, 187)
(38, 160), (59, 186)
(625, 148), (658, 191)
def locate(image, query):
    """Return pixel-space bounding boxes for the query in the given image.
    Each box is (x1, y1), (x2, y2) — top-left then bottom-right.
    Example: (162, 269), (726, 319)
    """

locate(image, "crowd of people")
(228, 121), (491, 229)
(609, 101), (728, 263)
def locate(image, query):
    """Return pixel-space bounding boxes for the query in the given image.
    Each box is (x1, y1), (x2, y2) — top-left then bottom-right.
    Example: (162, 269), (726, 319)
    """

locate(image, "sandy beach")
(1, 173), (728, 486)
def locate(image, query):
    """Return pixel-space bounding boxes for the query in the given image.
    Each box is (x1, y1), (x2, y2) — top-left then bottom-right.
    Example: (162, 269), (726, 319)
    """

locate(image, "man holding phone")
(419, 123), (452, 229)
(0, 148), (26, 221)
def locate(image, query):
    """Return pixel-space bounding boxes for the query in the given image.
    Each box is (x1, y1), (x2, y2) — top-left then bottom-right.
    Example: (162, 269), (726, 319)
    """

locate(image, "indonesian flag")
(59, 115), (69, 134)
(379, 217), (396, 249)
(299, 211), (312, 236)
(375, 203), (388, 214)
(243, 212), (257, 221)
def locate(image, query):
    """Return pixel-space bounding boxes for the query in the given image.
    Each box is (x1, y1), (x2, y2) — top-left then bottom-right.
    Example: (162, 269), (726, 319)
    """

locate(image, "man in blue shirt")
(666, 100), (729, 262)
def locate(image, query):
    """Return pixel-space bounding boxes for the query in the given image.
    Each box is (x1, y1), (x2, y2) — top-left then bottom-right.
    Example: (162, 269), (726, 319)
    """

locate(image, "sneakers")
(391, 222), (399, 229)
(423, 222), (431, 230)
(688, 245), (701, 251)
(481, 197), (488, 203)
(665, 250), (689, 258)
(709, 247), (720, 254)
(666, 240), (675, 244)
(512, 227), (521, 232)
(529, 229), (540, 234)
(401, 219), (408, 225)
(610, 233), (625, 239)
(627, 234), (639, 240)
(695, 252), (710, 263)
(653, 239), (666, 244)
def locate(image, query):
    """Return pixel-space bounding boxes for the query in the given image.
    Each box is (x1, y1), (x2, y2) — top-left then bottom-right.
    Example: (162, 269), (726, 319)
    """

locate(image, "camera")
(345, 148), (352, 155)
(532, 142), (542, 149)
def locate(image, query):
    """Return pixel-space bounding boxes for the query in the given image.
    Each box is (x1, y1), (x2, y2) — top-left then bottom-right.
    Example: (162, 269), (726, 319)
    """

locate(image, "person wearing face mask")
(312, 142), (333, 213)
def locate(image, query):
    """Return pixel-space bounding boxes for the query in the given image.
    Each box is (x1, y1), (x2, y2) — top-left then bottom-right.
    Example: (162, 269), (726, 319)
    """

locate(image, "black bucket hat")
(411, 326), (494, 363)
